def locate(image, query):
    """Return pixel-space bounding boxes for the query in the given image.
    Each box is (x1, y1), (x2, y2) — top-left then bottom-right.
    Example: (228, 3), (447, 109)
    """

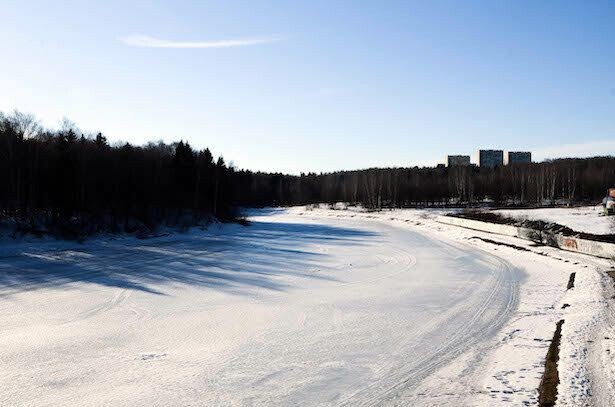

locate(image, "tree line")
(1, 110), (614, 237)
(240, 158), (615, 209)
(0, 111), (237, 237)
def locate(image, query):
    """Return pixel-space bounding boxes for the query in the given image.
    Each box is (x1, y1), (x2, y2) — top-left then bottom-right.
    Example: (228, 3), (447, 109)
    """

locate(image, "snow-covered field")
(0, 208), (613, 406)
(494, 205), (615, 235)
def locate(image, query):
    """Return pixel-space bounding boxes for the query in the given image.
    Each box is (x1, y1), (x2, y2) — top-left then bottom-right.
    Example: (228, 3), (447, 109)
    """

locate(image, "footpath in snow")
(0, 207), (613, 406)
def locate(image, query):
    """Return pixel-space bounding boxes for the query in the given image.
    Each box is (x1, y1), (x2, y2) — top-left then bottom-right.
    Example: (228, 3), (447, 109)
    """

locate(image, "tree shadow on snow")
(0, 220), (379, 297)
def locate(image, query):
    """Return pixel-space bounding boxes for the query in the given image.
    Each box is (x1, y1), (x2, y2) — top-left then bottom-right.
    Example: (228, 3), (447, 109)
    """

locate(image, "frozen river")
(0, 209), (521, 406)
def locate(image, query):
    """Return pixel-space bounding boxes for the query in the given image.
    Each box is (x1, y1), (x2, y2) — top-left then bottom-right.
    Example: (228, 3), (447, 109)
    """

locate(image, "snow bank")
(495, 206), (615, 236)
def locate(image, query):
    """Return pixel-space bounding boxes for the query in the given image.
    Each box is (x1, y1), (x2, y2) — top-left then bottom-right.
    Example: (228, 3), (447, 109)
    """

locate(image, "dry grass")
(567, 272), (576, 289)
(538, 320), (564, 407)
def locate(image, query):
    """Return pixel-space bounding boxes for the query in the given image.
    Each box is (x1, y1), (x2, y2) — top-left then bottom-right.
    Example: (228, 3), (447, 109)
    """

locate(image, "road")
(0, 209), (520, 406)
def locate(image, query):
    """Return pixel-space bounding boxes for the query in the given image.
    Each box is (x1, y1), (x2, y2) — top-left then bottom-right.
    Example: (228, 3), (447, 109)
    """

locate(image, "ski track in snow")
(0, 207), (611, 406)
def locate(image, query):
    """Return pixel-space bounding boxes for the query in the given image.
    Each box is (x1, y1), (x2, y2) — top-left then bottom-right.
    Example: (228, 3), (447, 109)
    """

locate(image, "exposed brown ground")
(538, 320), (564, 407)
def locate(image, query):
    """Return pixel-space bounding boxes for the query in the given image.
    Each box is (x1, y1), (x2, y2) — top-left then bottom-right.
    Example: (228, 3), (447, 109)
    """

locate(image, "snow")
(0, 207), (613, 406)
(494, 205), (615, 235)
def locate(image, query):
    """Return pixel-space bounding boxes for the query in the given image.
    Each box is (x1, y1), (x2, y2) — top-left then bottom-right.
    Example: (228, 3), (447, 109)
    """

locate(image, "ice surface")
(0, 207), (612, 406)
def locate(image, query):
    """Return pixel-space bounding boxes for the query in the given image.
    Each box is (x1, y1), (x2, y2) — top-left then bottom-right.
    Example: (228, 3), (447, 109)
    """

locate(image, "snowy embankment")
(0, 207), (613, 406)
(494, 205), (614, 236)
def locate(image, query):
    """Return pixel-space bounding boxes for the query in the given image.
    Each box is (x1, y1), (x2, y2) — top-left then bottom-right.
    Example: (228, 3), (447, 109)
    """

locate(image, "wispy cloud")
(119, 34), (283, 49)
(533, 140), (615, 161)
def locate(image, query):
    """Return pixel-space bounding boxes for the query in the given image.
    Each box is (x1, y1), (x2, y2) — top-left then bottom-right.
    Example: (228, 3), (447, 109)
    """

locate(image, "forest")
(0, 111), (237, 237)
(245, 156), (615, 208)
(1, 110), (614, 237)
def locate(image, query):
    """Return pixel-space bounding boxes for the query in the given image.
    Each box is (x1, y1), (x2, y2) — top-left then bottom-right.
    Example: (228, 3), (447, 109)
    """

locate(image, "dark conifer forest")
(1, 110), (614, 238)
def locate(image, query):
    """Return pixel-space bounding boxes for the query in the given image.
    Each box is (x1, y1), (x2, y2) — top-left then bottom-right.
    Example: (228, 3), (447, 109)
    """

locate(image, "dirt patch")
(567, 272), (576, 290)
(468, 236), (531, 252)
(467, 236), (558, 259)
(236, 218), (251, 226)
(608, 270), (615, 294)
(538, 319), (564, 407)
(453, 210), (517, 225)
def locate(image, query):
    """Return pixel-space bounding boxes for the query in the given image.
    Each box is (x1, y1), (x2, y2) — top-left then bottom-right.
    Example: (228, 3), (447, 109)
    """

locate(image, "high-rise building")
(477, 149), (504, 168)
(505, 151), (531, 165)
(446, 155), (471, 167)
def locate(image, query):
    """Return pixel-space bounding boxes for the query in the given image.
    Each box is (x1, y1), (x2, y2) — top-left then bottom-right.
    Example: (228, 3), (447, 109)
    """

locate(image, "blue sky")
(1, 1), (614, 173)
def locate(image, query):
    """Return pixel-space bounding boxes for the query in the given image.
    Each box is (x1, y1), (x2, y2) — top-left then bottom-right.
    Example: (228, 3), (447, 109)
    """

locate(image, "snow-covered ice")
(0, 207), (612, 406)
